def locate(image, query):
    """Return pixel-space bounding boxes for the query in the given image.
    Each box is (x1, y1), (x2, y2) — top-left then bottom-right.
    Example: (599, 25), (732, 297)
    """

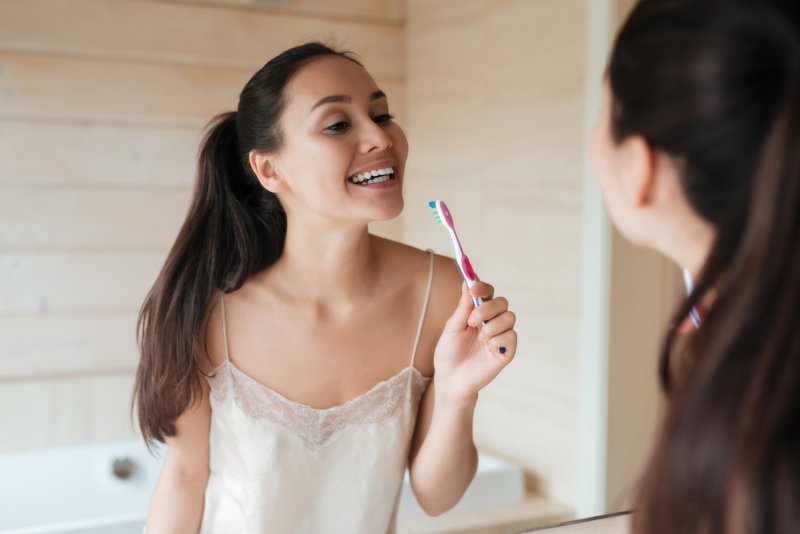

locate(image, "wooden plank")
(0, 120), (200, 187)
(0, 0), (404, 79)
(0, 52), (405, 126)
(0, 187), (191, 250)
(0, 314), (139, 380)
(405, 0), (587, 507)
(0, 373), (138, 450)
(0, 52), (246, 126)
(0, 251), (165, 314)
(159, 0), (405, 23)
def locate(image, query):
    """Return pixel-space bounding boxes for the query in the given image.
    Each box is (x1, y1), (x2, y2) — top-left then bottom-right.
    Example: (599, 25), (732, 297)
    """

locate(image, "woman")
(589, 1), (800, 532)
(134, 42), (517, 532)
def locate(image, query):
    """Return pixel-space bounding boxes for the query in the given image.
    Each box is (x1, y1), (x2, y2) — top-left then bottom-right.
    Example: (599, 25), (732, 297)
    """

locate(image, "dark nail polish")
(483, 320), (489, 325)
(499, 347), (507, 354)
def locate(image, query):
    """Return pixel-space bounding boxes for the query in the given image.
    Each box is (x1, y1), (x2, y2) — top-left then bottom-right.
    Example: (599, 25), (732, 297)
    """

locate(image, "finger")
(486, 330), (517, 360)
(468, 297), (509, 327)
(469, 281), (494, 301)
(478, 311), (516, 340)
(444, 283), (476, 332)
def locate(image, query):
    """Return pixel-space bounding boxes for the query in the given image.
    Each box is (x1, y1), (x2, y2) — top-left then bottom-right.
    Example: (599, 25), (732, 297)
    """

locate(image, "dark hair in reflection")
(608, 1), (800, 533)
(133, 42), (362, 444)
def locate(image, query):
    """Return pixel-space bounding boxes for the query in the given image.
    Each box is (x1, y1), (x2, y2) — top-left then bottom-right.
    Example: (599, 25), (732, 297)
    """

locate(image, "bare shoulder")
(416, 251), (462, 375)
(372, 235), (461, 294)
(374, 235), (463, 374)
(427, 251), (463, 327)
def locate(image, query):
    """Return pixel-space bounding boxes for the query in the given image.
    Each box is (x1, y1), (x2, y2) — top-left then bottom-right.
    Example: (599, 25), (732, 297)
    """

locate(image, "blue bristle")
(428, 201), (437, 208)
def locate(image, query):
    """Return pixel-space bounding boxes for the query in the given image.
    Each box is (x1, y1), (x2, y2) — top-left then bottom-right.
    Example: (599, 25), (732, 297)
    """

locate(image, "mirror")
(0, 1), (662, 533)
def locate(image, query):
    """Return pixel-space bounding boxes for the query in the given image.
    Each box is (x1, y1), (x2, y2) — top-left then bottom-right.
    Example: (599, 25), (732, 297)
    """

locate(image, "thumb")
(443, 283), (475, 332)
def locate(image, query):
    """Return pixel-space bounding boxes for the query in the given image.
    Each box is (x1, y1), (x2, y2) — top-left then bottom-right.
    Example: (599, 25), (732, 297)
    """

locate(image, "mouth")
(347, 166), (396, 186)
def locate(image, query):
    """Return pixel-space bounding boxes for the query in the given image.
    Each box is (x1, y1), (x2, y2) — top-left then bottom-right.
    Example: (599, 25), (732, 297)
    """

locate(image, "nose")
(360, 120), (392, 153)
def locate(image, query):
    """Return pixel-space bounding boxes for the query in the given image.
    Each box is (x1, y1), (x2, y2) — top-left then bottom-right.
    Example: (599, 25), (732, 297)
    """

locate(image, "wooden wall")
(0, 0), (405, 450)
(404, 0), (588, 507)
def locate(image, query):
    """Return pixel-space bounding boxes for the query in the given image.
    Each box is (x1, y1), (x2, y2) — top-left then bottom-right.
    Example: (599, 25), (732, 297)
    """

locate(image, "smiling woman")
(133, 42), (518, 533)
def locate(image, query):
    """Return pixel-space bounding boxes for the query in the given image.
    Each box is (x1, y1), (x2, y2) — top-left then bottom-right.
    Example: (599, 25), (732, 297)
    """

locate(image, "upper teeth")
(349, 167), (395, 184)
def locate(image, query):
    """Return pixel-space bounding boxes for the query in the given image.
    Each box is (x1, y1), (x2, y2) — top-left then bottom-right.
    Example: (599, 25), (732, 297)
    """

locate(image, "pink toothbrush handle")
(459, 255), (483, 306)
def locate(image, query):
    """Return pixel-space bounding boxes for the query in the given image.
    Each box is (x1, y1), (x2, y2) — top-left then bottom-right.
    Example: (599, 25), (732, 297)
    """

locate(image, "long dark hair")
(134, 42), (362, 444)
(607, 1), (800, 532)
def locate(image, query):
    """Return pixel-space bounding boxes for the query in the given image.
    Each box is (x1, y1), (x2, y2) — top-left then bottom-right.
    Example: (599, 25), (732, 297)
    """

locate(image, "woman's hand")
(432, 281), (517, 401)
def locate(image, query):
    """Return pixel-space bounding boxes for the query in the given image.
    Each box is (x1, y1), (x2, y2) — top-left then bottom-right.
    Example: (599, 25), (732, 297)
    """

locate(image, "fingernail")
(482, 320), (489, 325)
(499, 347), (507, 354)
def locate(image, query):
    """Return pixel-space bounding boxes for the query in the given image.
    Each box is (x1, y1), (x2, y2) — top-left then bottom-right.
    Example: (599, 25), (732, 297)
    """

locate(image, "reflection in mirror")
(1, 0), (660, 533)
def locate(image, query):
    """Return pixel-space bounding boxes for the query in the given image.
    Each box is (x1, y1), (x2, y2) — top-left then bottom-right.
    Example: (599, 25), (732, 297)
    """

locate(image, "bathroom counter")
(397, 494), (573, 534)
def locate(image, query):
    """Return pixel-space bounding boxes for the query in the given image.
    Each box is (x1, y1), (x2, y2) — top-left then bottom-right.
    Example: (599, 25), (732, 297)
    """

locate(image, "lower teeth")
(353, 175), (393, 185)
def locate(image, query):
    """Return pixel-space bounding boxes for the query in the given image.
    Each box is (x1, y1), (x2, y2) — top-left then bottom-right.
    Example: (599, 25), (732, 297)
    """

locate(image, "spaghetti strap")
(220, 293), (231, 363)
(409, 250), (435, 369)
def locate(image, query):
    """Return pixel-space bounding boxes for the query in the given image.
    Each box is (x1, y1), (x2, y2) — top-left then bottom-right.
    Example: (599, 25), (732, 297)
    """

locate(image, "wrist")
(433, 376), (479, 410)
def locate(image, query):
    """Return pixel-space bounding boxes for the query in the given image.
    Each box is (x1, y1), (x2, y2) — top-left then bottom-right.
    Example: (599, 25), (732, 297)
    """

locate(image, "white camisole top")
(199, 251), (434, 533)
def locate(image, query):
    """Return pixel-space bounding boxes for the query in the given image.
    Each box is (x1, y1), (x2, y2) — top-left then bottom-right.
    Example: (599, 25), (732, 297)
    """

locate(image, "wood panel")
(405, 0), (587, 507)
(0, 52), (245, 126)
(0, 314), (139, 379)
(0, 251), (165, 314)
(0, 0), (404, 79)
(0, 373), (138, 451)
(293, 0), (404, 21)
(0, 52), (404, 126)
(0, 121), (199, 187)
(0, 188), (191, 250)
(149, 0), (403, 24)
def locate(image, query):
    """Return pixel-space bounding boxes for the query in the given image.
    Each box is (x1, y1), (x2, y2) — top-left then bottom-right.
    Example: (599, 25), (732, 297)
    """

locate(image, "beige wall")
(0, 0), (405, 450)
(404, 0), (587, 506)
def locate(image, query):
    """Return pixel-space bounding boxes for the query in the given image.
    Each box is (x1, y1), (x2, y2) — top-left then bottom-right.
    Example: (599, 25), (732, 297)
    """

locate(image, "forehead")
(283, 55), (380, 110)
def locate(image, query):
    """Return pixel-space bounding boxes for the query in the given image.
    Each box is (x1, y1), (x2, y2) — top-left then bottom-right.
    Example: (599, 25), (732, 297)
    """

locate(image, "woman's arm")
(407, 377), (479, 516)
(145, 378), (211, 533)
(409, 279), (517, 515)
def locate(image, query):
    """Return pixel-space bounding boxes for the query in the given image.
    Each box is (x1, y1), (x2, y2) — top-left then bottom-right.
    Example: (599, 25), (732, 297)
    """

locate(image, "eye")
(325, 121), (350, 133)
(373, 114), (395, 125)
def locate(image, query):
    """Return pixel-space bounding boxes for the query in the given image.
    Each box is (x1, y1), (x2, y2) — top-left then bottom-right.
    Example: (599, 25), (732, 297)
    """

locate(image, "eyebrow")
(310, 90), (387, 112)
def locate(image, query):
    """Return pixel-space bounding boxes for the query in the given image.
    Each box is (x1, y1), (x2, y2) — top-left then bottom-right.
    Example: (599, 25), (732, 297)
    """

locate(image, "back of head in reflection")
(589, 1), (800, 533)
(132, 42), (517, 532)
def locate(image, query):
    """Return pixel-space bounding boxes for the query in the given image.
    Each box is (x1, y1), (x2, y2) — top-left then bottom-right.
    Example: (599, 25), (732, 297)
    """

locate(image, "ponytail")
(134, 112), (285, 444)
(633, 63), (800, 534)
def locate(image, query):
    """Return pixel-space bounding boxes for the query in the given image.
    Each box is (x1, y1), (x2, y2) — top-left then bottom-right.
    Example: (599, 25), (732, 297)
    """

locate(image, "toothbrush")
(429, 200), (507, 354)
(428, 200), (483, 308)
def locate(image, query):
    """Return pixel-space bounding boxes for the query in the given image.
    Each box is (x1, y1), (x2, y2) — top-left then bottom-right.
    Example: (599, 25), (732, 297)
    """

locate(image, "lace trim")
(207, 361), (430, 450)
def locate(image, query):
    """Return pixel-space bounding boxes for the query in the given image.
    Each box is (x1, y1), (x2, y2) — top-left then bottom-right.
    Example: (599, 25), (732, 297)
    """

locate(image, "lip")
(347, 159), (397, 179)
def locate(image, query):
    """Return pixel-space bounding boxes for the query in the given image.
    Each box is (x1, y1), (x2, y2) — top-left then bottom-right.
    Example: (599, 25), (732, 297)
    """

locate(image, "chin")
(372, 198), (404, 221)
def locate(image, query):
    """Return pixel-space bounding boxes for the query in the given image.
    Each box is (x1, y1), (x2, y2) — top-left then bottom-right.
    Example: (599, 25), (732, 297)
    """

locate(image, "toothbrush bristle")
(428, 200), (445, 224)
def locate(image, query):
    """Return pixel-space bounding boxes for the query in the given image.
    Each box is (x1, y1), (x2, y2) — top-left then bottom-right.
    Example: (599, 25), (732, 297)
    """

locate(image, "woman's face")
(267, 55), (408, 223)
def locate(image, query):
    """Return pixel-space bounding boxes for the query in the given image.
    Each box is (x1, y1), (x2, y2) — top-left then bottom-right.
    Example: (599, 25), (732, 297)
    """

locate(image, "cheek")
(588, 122), (628, 225)
(391, 125), (409, 162)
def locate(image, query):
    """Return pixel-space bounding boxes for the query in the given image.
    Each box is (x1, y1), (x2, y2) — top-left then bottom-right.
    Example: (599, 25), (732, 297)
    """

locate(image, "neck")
(265, 213), (379, 306)
(658, 214), (716, 281)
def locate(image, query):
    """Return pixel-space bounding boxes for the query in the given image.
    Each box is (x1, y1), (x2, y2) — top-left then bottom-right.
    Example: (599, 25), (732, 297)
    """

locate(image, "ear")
(248, 149), (288, 194)
(619, 135), (656, 208)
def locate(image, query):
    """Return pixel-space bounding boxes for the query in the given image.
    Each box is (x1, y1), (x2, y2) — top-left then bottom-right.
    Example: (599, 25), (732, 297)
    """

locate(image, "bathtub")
(0, 440), (524, 533)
